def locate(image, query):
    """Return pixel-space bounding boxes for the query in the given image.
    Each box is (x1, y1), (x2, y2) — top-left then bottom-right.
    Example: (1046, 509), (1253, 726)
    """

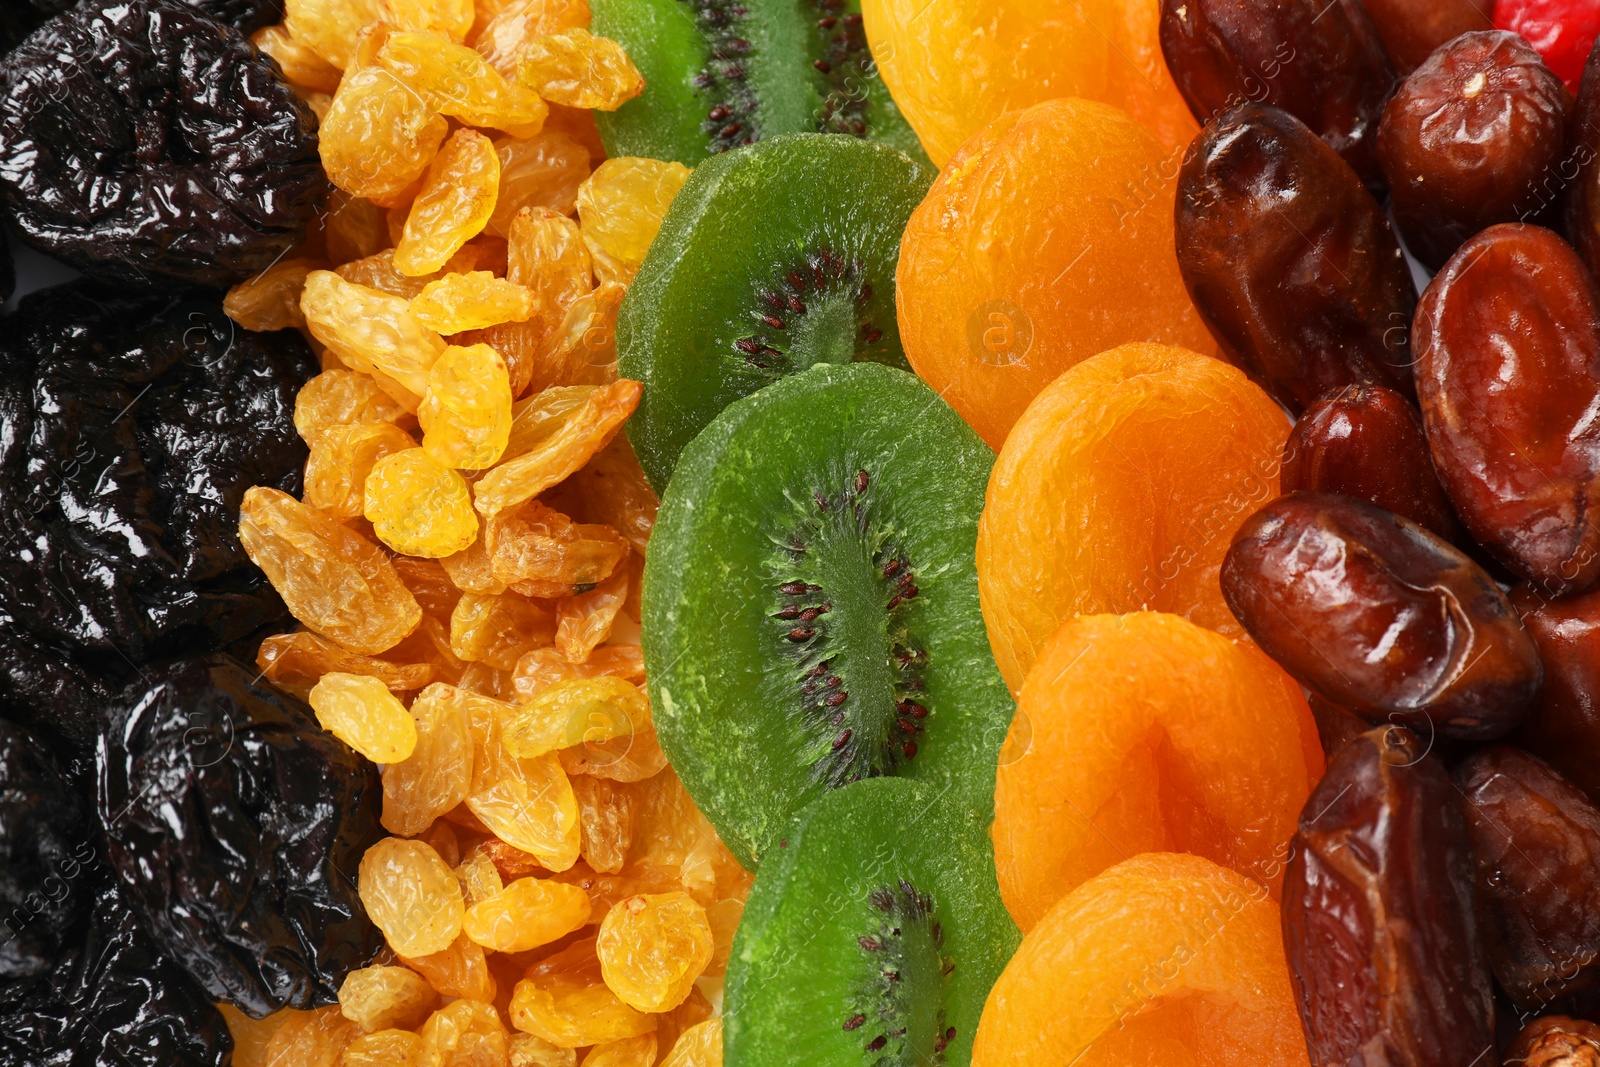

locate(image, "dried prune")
(0, 283), (314, 749)
(96, 654), (386, 1017)
(1509, 583), (1600, 806)
(1222, 492), (1542, 739)
(1455, 746), (1600, 1013)
(1379, 32), (1569, 269)
(1282, 383), (1461, 542)
(0, 878), (234, 1067)
(1360, 0), (1495, 75)
(1283, 726), (1497, 1067)
(1509, 1016), (1600, 1066)
(184, 0), (287, 34)
(1176, 103), (1417, 415)
(1158, 0), (1396, 190)
(0, 0), (326, 288)
(0, 1), (68, 57)
(0, 717), (92, 984)
(1414, 224), (1600, 596)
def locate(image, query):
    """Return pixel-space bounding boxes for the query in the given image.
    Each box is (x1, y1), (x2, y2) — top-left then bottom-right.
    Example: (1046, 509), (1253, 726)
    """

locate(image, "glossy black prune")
(0, 0), (326, 289)
(0, 1), (68, 57)
(0, 282), (314, 750)
(0, 718), (93, 983)
(187, 0), (287, 34)
(97, 654), (385, 1017)
(0, 878), (233, 1067)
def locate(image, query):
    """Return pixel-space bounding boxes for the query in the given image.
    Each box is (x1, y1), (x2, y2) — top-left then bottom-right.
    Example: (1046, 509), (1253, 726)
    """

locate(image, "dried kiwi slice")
(643, 361), (1013, 868)
(619, 133), (930, 490)
(724, 777), (1019, 1066)
(590, 0), (928, 165)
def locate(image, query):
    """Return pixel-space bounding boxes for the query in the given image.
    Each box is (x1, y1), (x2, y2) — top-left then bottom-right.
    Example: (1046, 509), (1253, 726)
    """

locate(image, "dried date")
(1221, 492), (1541, 739)
(1508, 1016), (1600, 1067)
(1564, 38), (1600, 279)
(1283, 726), (1497, 1067)
(1414, 223), (1600, 597)
(1508, 583), (1600, 806)
(1176, 103), (1417, 415)
(1360, 0), (1495, 75)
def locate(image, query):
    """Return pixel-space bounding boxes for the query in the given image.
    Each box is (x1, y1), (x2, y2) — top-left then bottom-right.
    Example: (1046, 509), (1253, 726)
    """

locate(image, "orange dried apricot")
(595, 891), (713, 1013)
(359, 837), (467, 957)
(491, 135), (593, 235)
(338, 964), (438, 1031)
(462, 875), (593, 952)
(383, 681), (476, 835)
(971, 853), (1309, 1067)
(396, 129), (504, 277)
(256, 629), (432, 700)
(509, 936), (657, 1048)
(517, 29), (645, 111)
(993, 612), (1322, 931)
(976, 343), (1287, 692)
(896, 99), (1216, 449)
(310, 671), (420, 762)
(319, 66), (450, 203)
(419, 343), (516, 469)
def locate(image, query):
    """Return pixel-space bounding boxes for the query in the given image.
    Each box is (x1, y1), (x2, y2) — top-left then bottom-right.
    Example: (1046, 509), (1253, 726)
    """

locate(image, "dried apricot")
(310, 671), (421, 763)
(396, 130), (504, 277)
(993, 613), (1321, 930)
(517, 29), (645, 110)
(462, 875), (593, 951)
(384, 682), (477, 835)
(509, 937), (657, 1048)
(420, 343), (516, 469)
(338, 965), (438, 1031)
(896, 99), (1216, 449)
(976, 343), (1287, 692)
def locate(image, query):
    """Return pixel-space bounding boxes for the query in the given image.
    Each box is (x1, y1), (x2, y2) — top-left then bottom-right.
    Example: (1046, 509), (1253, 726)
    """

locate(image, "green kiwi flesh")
(724, 777), (1020, 1066)
(642, 361), (1014, 869)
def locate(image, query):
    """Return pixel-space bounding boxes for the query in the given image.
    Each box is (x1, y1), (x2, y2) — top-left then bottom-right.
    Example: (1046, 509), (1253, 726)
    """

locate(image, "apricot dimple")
(993, 612), (1322, 931)
(896, 99), (1217, 449)
(977, 342), (1287, 693)
(972, 853), (1310, 1067)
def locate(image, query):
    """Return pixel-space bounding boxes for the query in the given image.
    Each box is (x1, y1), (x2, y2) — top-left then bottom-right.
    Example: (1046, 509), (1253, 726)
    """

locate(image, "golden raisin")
(476, 381), (642, 517)
(554, 569), (628, 662)
(396, 130), (504, 277)
(419, 343), (516, 468)
(509, 1032), (578, 1067)
(557, 727), (668, 784)
(284, 0), (385, 69)
(572, 775), (634, 875)
(579, 1034), (657, 1067)
(342, 1029), (425, 1067)
(551, 435), (657, 554)
(257, 630), (432, 701)
(310, 671), (420, 763)
(304, 421), (418, 519)
(574, 158), (690, 270)
(394, 556), (465, 619)
(486, 501), (631, 599)
(507, 209), (593, 306)
(595, 892), (713, 1013)
(442, 533), (510, 595)
(219, 1003), (295, 1067)
(295, 369), (410, 442)
(338, 965), (438, 1032)
(651, 988), (714, 1065)
(252, 24), (343, 93)
(702, 897), (742, 979)
(626, 770), (745, 904)
(659, 1019), (721, 1067)
(302, 270), (448, 404)
(512, 645), (645, 702)
(364, 448), (481, 557)
(509, 937), (656, 1048)
(325, 193), (392, 264)
(462, 688), (583, 869)
(413, 273), (538, 335)
(320, 66), (449, 202)
(399, 933), (498, 1002)
(462, 876), (593, 952)
(338, 249), (484, 300)
(528, 281), (626, 388)
(473, 0), (592, 76)
(418, 1000), (510, 1067)
(238, 487), (422, 655)
(359, 837), (466, 958)
(503, 676), (648, 760)
(264, 1005), (360, 1067)
(381, 0), (474, 40)
(383, 682), (476, 836)
(380, 30), (548, 133)
(516, 29), (645, 111)
(224, 257), (320, 333)
(450, 591), (557, 670)
(455, 848), (505, 906)
(491, 136), (593, 235)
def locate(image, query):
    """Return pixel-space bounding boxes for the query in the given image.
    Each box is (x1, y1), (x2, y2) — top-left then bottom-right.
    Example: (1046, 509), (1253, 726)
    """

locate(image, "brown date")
(1283, 383), (1462, 542)
(1360, 0), (1495, 75)
(1564, 40), (1600, 278)
(1508, 1016), (1600, 1067)
(1454, 746), (1600, 1013)
(1158, 0), (1396, 190)
(1176, 103), (1417, 415)
(1508, 583), (1600, 806)
(1378, 32), (1569, 270)
(1414, 223), (1600, 597)
(1283, 726), (1497, 1067)
(1221, 492), (1542, 739)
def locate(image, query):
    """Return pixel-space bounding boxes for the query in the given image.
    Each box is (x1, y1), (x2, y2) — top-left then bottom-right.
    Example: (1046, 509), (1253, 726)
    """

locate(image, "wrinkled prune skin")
(1158, 0), (1396, 190)
(0, 0), (326, 289)
(0, 879), (233, 1067)
(0, 1), (68, 57)
(1283, 384), (1462, 542)
(1414, 224), (1600, 597)
(1176, 103), (1417, 415)
(1455, 746), (1600, 1014)
(1509, 584), (1600, 807)
(1378, 32), (1570, 270)
(0, 282), (313, 750)
(1222, 492), (1542, 739)
(187, 0), (287, 34)
(0, 718), (92, 983)
(1565, 40), (1600, 280)
(97, 654), (385, 1017)
(1508, 1016), (1600, 1067)
(1360, 0), (1496, 75)
(1283, 726), (1498, 1067)
(0, 233), (12, 306)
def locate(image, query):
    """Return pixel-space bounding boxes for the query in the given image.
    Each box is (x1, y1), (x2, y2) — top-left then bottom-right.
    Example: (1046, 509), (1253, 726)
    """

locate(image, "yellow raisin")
(343, 1029), (426, 1067)
(419, 343), (516, 468)
(511, 645), (644, 702)
(380, 31), (547, 133)
(359, 837), (466, 958)
(625, 770), (746, 904)
(595, 892), (713, 1013)
(337, 248), (482, 299)
(554, 569), (627, 663)
(449, 591), (556, 670)
(509, 938), (656, 1048)
(473, 0), (592, 76)
(304, 421), (419, 519)
(503, 676), (647, 760)
(257, 630), (432, 701)
(238, 487), (422, 655)
(338, 965), (438, 1032)
(476, 381), (640, 517)
(310, 672), (420, 763)
(491, 136), (592, 236)
(381, 0), (474, 40)
(383, 682), (476, 835)
(219, 1003), (297, 1067)
(572, 775), (634, 875)
(557, 727), (668, 784)
(485, 501), (631, 598)
(320, 67), (449, 202)
(399, 933), (498, 1002)
(574, 158), (690, 269)
(224, 257), (320, 333)
(364, 448), (481, 557)
(530, 280), (626, 387)
(652, 991), (714, 1067)
(517, 29), (644, 111)
(295, 370), (410, 442)
(394, 557), (464, 619)
(659, 1019), (721, 1067)
(325, 193), (392, 264)
(418, 1000), (509, 1067)
(579, 1034), (657, 1067)
(455, 848), (505, 906)
(702, 897), (743, 979)
(302, 270), (448, 403)
(396, 130), (503, 278)
(509, 1032), (578, 1067)
(284, 0), (385, 69)
(462, 876), (592, 952)
(390, 614), (472, 689)
(463, 688), (583, 869)
(253, 24), (343, 92)
(507, 208), (592, 303)
(413, 274), (537, 335)
(441, 532), (509, 595)
(264, 1005), (361, 1067)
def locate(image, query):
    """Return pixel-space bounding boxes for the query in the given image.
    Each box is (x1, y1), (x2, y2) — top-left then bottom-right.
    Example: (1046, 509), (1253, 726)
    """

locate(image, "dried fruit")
(383, 682), (476, 835)
(358, 837), (467, 958)
(581, 1034), (657, 1067)
(302, 270), (449, 404)
(512, 645), (646, 702)
(1361, 0), (1494, 74)
(310, 671), (420, 763)
(413, 273), (538, 335)
(295, 369), (411, 442)
(380, 30), (547, 131)
(383, 0), (474, 39)
(321, 66), (451, 204)
(573, 775), (635, 874)
(462, 685), (584, 868)
(575, 157), (690, 271)
(305, 421), (419, 519)
(491, 134), (594, 235)
(397, 129), (504, 277)
(418, 999), (510, 1066)
(253, 23), (343, 91)
(265, 1006), (361, 1067)
(343, 1029), (426, 1067)
(284, 0), (384, 69)
(1496, 0), (1600, 90)
(399, 933), (498, 1002)
(364, 447), (481, 558)
(510, 1032), (580, 1067)
(660, 1019), (720, 1067)
(509, 937), (657, 1047)
(477, 381), (642, 517)
(1567, 43), (1600, 276)
(517, 28), (644, 110)
(450, 591), (557, 669)
(225, 257), (320, 333)
(594, 892), (712, 1013)
(338, 965), (438, 1032)
(555, 569), (628, 662)
(1510, 582), (1600, 806)
(462, 876), (593, 952)
(505, 676), (649, 760)
(1508, 1017), (1600, 1067)
(419, 343), (516, 469)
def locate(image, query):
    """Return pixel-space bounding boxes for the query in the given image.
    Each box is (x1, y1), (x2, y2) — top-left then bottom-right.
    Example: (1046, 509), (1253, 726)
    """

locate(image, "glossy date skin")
(1282, 384), (1461, 542)
(1283, 726), (1497, 1067)
(1176, 103), (1417, 415)
(1564, 40), (1600, 279)
(1454, 746), (1600, 1013)
(1414, 224), (1600, 597)
(1509, 583), (1600, 806)
(1222, 492), (1542, 739)
(1360, 0), (1495, 75)
(1378, 32), (1570, 269)
(1158, 0), (1395, 190)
